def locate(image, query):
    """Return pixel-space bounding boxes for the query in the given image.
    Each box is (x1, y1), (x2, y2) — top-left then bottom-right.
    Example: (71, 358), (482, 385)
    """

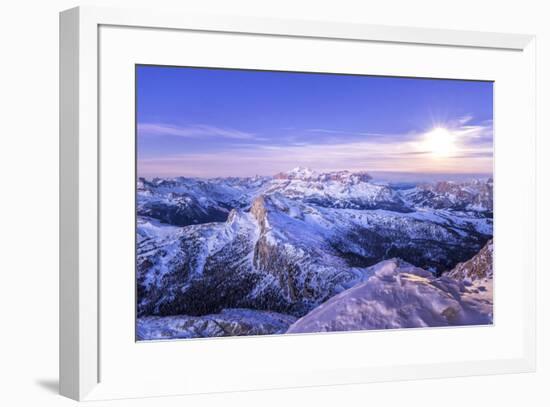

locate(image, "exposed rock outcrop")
(446, 239), (493, 281)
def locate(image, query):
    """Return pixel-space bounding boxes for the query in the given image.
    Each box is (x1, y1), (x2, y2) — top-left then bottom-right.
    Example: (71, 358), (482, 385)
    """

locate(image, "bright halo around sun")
(423, 127), (456, 157)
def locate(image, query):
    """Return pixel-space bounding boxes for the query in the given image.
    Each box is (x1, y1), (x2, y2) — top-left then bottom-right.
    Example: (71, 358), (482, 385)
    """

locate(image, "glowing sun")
(422, 127), (456, 157)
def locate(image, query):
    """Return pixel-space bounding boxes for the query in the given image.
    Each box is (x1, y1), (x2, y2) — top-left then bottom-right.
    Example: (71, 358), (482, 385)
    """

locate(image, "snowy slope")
(137, 175), (270, 226)
(402, 178), (493, 212)
(137, 208), (262, 316)
(137, 308), (297, 340)
(287, 243), (493, 334)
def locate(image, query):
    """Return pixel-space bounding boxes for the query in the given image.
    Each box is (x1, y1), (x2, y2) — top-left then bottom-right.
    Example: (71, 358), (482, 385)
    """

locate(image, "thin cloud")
(455, 115), (474, 126)
(449, 151), (493, 159)
(453, 122), (493, 148)
(138, 116), (493, 178)
(138, 138), (491, 178)
(138, 123), (257, 140)
(307, 128), (390, 137)
(397, 151), (431, 156)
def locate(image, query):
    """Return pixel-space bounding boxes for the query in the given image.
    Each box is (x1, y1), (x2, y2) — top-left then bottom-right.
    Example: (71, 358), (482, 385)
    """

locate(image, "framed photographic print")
(60, 6), (537, 401)
(135, 66), (495, 340)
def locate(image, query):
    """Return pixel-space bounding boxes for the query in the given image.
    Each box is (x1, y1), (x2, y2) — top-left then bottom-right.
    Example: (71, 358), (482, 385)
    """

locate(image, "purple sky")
(137, 65), (493, 179)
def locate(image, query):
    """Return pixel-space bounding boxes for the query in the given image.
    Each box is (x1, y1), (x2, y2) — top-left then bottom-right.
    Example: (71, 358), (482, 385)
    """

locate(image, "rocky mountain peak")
(406, 178), (493, 212)
(321, 170), (372, 184)
(273, 167), (373, 184)
(250, 195), (268, 231)
(446, 239), (493, 282)
(274, 166), (317, 181)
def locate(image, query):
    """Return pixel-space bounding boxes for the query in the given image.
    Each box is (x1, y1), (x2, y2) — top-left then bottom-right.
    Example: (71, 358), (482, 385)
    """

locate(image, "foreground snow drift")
(287, 241), (493, 333)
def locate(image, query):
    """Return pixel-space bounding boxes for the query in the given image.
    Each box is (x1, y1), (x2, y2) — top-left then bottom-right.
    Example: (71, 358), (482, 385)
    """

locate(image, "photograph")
(135, 65), (494, 341)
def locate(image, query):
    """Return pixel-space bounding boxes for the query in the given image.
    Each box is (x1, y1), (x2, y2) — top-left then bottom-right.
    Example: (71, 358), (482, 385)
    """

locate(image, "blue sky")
(137, 65), (493, 179)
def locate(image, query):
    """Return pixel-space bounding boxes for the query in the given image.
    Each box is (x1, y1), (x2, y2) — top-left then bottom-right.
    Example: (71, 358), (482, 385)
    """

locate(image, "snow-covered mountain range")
(136, 168), (493, 340)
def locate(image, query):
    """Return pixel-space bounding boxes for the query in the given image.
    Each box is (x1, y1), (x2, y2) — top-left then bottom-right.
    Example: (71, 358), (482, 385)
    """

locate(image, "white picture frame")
(60, 5), (537, 401)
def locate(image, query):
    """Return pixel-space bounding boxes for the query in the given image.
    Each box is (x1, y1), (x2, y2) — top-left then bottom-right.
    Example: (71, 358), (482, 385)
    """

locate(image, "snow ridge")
(287, 243), (493, 334)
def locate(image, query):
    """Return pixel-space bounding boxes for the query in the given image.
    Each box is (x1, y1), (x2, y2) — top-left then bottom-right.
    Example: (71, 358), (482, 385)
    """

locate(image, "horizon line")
(137, 169), (493, 181)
